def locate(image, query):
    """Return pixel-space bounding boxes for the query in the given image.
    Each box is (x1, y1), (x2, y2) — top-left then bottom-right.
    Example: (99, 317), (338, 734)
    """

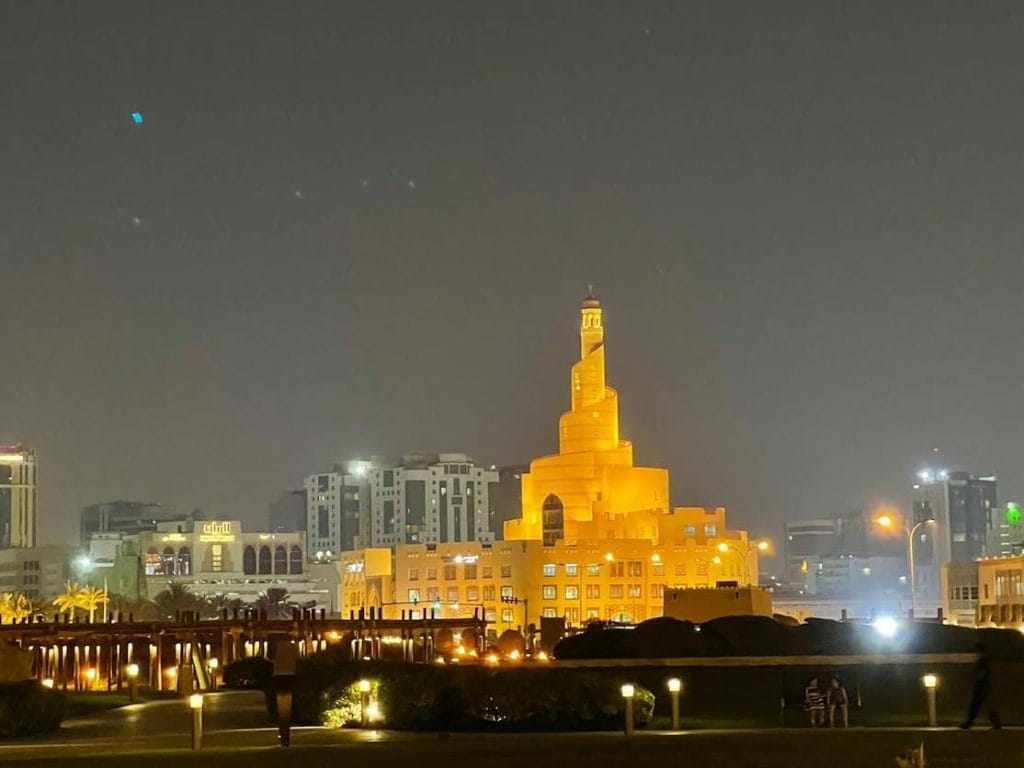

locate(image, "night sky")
(4, 2), (1024, 549)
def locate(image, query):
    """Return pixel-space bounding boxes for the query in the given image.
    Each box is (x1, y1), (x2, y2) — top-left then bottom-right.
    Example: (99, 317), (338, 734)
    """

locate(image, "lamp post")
(358, 679), (371, 728)
(208, 657), (219, 690)
(189, 694), (204, 750)
(667, 677), (682, 730)
(922, 674), (938, 726)
(875, 515), (936, 617)
(620, 684), (635, 736)
(126, 663), (139, 703)
(717, 540), (769, 585)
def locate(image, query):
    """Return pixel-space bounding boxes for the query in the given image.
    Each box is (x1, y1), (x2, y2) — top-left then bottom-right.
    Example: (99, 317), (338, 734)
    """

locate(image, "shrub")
(222, 657), (274, 690)
(295, 657), (654, 731)
(0, 680), (64, 739)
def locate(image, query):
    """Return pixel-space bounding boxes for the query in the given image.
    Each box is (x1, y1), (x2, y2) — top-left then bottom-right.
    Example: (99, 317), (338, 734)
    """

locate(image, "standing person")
(960, 644), (1003, 729)
(827, 676), (849, 728)
(804, 676), (825, 727)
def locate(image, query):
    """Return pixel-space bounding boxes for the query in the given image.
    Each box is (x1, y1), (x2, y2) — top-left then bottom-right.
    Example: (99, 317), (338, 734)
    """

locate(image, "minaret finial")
(587, 282), (595, 298)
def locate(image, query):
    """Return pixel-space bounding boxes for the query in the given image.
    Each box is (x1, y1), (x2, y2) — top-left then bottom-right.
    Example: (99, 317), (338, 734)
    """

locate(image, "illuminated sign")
(1006, 503), (1022, 526)
(161, 533), (187, 542)
(345, 561), (365, 573)
(199, 521), (237, 543)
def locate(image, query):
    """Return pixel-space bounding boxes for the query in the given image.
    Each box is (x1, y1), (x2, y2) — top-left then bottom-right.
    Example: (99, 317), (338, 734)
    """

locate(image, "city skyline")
(5, 3), (1024, 547)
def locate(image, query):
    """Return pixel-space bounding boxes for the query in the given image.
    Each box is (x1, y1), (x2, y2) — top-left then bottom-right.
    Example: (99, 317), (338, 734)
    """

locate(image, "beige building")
(941, 555), (1024, 628)
(0, 445), (37, 549)
(663, 586), (773, 623)
(139, 520), (333, 609)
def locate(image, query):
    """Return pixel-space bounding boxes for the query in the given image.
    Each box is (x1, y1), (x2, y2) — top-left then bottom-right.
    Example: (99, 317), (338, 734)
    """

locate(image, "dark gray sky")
(4, 2), (1024, 547)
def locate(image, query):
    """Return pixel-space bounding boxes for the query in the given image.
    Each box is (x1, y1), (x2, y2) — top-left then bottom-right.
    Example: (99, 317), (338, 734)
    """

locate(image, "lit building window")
(542, 608), (557, 618)
(586, 584), (600, 599)
(447, 587), (459, 603)
(704, 524), (717, 536)
(483, 586), (495, 601)
(467, 586), (479, 601)
(444, 565), (457, 580)
(684, 525), (696, 536)
(586, 564), (600, 576)
(408, 589), (420, 603)
(627, 584), (642, 598)
(542, 585), (556, 599)
(565, 585), (579, 600)
(501, 609), (514, 622)
(565, 563), (578, 577)
(500, 585), (513, 599)
(542, 564), (556, 577)
(610, 585), (623, 598)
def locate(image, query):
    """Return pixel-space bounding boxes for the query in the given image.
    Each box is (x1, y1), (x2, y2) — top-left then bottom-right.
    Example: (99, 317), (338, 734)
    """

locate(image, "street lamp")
(875, 514), (936, 616)
(716, 540), (769, 584)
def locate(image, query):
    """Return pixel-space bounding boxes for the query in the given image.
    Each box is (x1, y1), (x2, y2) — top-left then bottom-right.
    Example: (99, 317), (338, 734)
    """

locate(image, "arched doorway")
(243, 546), (256, 575)
(274, 546), (287, 574)
(541, 494), (564, 546)
(258, 545), (272, 574)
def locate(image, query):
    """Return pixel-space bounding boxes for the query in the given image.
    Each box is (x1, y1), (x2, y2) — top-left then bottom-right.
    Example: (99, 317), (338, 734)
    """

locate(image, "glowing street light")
(873, 512), (936, 616)
(620, 684), (636, 736)
(922, 674), (938, 726)
(667, 678), (682, 730)
(189, 694), (204, 750)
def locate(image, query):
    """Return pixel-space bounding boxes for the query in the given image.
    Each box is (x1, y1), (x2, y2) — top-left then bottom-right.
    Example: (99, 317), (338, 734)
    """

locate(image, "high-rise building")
(305, 455), (498, 558)
(80, 500), (198, 546)
(986, 501), (1024, 556)
(0, 444), (37, 549)
(488, 465), (528, 541)
(269, 489), (308, 532)
(911, 470), (996, 602)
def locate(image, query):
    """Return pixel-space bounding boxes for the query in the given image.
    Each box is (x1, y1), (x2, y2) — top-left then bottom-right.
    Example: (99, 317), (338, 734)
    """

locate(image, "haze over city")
(4, 1), (1024, 547)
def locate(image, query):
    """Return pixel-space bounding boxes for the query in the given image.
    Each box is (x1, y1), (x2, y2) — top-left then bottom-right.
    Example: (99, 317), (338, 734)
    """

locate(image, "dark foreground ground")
(0, 691), (1017, 767)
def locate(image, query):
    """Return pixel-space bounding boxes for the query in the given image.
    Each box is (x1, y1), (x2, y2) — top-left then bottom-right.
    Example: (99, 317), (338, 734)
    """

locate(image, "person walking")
(804, 676), (825, 727)
(827, 676), (849, 728)
(960, 644), (1002, 729)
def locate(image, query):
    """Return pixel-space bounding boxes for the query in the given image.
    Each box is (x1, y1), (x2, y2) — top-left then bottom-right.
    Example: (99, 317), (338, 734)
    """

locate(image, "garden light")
(922, 674), (937, 689)
(357, 679), (371, 693)
(620, 683), (635, 698)
(41, 678), (54, 689)
(620, 684), (635, 736)
(667, 677), (681, 693)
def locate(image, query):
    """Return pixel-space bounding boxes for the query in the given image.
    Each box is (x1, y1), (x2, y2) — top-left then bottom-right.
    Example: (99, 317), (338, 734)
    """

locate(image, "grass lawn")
(3, 730), (1021, 768)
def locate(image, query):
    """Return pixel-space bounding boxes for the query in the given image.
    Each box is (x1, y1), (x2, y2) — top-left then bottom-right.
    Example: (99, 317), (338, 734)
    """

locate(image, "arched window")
(178, 546), (192, 576)
(274, 546), (287, 574)
(541, 494), (564, 546)
(243, 545), (257, 575)
(145, 547), (161, 576)
(258, 545), (272, 574)
(162, 546), (177, 576)
(289, 545), (303, 574)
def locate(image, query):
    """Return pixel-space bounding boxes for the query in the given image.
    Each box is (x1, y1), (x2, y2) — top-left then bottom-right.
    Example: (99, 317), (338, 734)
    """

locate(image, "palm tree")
(107, 593), (158, 622)
(152, 582), (206, 621)
(253, 588), (292, 620)
(77, 586), (109, 623)
(0, 592), (32, 624)
(205, 593), (244, 620)
(53, 582), (83, 619)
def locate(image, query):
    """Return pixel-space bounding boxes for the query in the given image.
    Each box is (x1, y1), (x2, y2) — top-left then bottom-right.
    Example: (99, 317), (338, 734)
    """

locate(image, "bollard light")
(41, 678), (54, 689)
(189, 694), (204, 750)
(620, 684), (636, 736)
(536, 650), (549, 662)
(126, 663), (139, 678)
(358, 680), (371, 728)
(667, 678), (682, 730)
(357, 679), (371, 693)
(922, 674), (937, 689)
(85, 668), (97, 681)
(922, 673), (938, 727)
(208, 657), (219, 671)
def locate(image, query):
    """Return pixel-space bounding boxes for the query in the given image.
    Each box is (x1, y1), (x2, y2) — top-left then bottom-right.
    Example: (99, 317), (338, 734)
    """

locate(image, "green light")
(1006, 503), (1021, 525)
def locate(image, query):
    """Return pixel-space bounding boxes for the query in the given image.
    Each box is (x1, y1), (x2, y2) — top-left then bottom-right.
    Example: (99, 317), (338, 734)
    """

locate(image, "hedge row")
(227, 651), (654, 731)
(0, 680), (65, 739)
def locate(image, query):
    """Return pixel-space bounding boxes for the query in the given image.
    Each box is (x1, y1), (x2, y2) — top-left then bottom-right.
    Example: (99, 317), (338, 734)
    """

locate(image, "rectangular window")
(543, 563), (556, 577)
(627, 561), (643, 577)
(464, 564), (477, 580)
(427, 587), (439, 601)
(485, 609), (497, 622)
(565, 585), (579, 600)
(501, 609), (514, 622)
(467, 586), (479, 602)
(653, 563), (665, 577)
(482, 566), (493, 579)
(586, 584), (600, 599)
(408, 589), (420, 603)
(610, 585), (623, 598)
(627, 584), (642, 598)
(542, 608), (557, 618)
(444, 565), (457, 580)
(543, 585), (557, 599)
(971, 586), (979, 600)
(652, 584), (665, 598)
(565, 563), (578, 577)
(684, 525), (696, 536)
(447, 587), (459, 603)
(318, 506), (329, 538)
(483, 586), (495, 601)
(586, 608), (600, 620)
(610, 562), (624, 578)
(383, 470), (394, 487)
(704, 524), (717, 536)
(500, 585), (513, 599)
(211, 544), (223, 572)
(409, 568), (419, 581)
(501, 565), (512, 578)
(586, 564), (600, 576)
